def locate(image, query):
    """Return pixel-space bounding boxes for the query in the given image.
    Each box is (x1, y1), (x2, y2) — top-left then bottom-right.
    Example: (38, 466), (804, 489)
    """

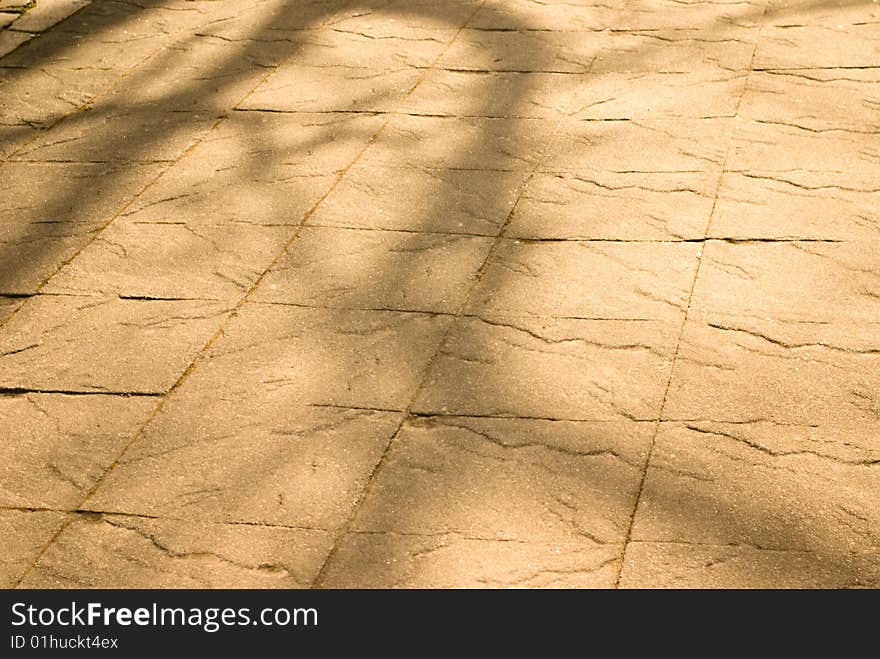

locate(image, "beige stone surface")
(664, 316), (880, 427)
(253, 226), (494, 312)
(43, 220), (292, 300)
(320, 533), (622, 588)
(0, 295), (231, 393)
(690, 241), (880, 322)
(0, 161), (162, 294)
(619, 543), (880, 589)
(570, 71), (749, 120)
(8, 0), (90, 33)
(363, 115), (554, 170)
(466, 240), (698, 320)
(508, 171), (717, 240)
(709, 170), (880, 241)
(740, 69), (880, 132)
(22, 514), (335, 588)
(84, 406), (401, 528)
(350, 416), (652, 543)
(413, 315), (677, 420)
(0, 28), (31, 58)
(592, 28), (759, 74)
(11, 107), (218, 163)
(3, 0), (878, 589)
(307, 163), (526, 235)
(0, 394), (155, 508)
(754, 23), (880, 69)
(546, 118), (732, 173)
(398, 70), (583, 118)
(437, 29), (604, 73)
(123, 301), (450, 411)
(0, 510), (68, 588)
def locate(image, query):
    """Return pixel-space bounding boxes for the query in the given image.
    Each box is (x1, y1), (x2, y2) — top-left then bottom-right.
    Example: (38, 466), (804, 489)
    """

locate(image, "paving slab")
(349, 416), (653, 543)
(619, 542), (880, 588)
(465, 239), (699, 321)
(709, 170), (880, 241)
(508, 171), (718, 240)
(319, 533), (622, 588)
(545, 118), (733, 173)
(413, 315), (677, 420)
(43, 220), (293, 300)
(0, 295), (231, 393)
(253, 226), (494, 313)
(306, 162), (527, 235)
(664, 315), (880, 427)
(690, 240), (880, 322)
(84, 406), (402, 528)
(21, 514), (335, 588)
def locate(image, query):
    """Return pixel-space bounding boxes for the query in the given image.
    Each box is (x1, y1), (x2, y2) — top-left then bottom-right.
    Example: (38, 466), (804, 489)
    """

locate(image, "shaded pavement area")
(1, 0), (879, 588)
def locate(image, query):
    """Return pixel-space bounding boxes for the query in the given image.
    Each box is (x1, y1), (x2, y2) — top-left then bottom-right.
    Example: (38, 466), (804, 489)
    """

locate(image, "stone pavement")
(1, 0), (878, 589)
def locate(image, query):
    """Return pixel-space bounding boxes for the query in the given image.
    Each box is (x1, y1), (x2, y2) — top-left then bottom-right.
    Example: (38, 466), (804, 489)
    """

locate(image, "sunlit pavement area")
(1, 0), (878, 589)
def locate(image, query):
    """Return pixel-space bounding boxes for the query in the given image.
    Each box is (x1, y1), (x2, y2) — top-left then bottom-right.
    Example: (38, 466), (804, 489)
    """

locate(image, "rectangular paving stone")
(351, 416), (652, 543)
(118, 112), (386, 226)
(43, 220), (292, 300)
(0, 161), (162, 294)
(691, 241), (880, 322)
(466, 240), (698, 321)
(0, 65), (118, 128)
(0, 393), (155, 508)
(508, 171), (717, 240)
(728, 118), (880, 173)
(740, 69), (880, 132)
(437, 29), (605, 73)
(21, 514), (335, 588)
(285, 23), (453, 69)
(619, 542), (880, 588)
(330, 0), (480, 32)
(765, 0), (880, 27)
(630, 421), (880, 555)
(545, 118), (732, 173)
(398, 70), (583, 118)
(569, 71), (748, 120)
(710, 170), (880, 240)
(0, 295), (231, 393)
(12, 107), (217, 163)
(319, 533), (622, 588)
(1, 20), (167, 70)
(592, 28), (758, 73)
(413, 315), (677, 420)
(85, 405), (401, 529)
(470, 0), (614, 31)
(241, 64), (425, 113)
(0, 510), (68, 588)
(754, 24), (880, 69)
(664, 316), (880, 427)
(107, 35), (293, 114)
(609, 0), (765, 30)
(139, 301), (451, 410)
(0, 29), (31, 59)
(8, 0), (90, 33)
(363, 115), (554, 170)
(307, 162), (526, 235)
(253, 226), (494, 313)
